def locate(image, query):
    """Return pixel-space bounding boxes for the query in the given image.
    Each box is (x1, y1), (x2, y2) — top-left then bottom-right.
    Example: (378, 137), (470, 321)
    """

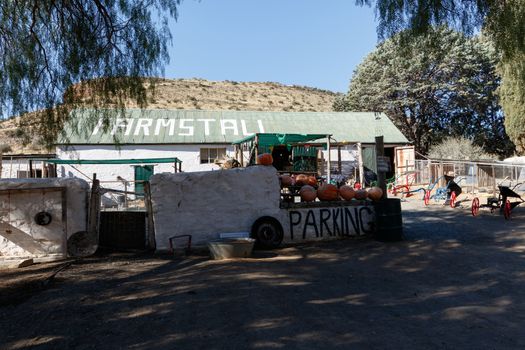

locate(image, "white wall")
(56, 144), (234, 189)
(151, 166), (282, 248)
(150, 166), (375, 249)
(0, 178), (89, 261)
(1, 158), (35, 179)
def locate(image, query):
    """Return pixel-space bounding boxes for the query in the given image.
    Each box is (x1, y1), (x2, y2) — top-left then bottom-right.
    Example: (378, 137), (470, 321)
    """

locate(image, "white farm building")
(2, 109), (411, 192)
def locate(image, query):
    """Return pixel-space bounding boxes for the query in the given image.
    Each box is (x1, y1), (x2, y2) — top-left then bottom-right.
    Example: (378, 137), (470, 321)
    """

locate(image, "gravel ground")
(1, 198), (525, 350)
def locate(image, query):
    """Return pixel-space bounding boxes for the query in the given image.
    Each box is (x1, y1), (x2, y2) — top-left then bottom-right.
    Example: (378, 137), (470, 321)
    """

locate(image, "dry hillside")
(0, 78), (340, 153)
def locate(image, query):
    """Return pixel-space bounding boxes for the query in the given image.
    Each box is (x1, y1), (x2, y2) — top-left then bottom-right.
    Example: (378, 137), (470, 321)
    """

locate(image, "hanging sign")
(377, 156), (391, 172)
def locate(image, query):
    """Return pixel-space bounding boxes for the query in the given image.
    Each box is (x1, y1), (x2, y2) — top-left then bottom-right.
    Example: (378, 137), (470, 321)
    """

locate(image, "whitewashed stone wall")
(150, 166), (375, 249)
(151, 166), (281, 249)
(0, 178), (89, 260)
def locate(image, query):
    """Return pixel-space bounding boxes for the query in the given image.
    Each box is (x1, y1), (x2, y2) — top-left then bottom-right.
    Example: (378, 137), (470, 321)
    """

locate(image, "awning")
(232, 133), (329, 147)
(45, 157), (182, 165)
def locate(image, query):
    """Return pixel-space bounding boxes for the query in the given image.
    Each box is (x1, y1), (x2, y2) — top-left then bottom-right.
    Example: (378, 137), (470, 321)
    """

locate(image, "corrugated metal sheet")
(59, 109), (409, 145)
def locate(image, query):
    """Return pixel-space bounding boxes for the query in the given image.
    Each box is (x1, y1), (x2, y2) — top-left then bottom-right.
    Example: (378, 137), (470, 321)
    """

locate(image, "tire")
(471, 197), (480, 216)
(504, 200), (512, 220)
(251, 217), (284, 249)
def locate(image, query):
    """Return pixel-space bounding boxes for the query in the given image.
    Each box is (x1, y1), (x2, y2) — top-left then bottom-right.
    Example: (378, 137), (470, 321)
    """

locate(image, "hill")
(0, 78), (340, 153)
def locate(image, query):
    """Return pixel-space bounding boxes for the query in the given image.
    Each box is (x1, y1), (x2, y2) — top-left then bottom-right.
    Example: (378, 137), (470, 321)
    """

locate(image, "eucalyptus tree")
(0, 0), (181, 147)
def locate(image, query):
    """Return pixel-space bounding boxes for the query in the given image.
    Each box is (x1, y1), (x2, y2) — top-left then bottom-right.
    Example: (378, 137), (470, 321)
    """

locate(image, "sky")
(165, 1), (379, 93)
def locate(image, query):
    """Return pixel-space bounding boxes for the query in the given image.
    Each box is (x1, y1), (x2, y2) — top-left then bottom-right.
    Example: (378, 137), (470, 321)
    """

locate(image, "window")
(200, 148), (227, 164)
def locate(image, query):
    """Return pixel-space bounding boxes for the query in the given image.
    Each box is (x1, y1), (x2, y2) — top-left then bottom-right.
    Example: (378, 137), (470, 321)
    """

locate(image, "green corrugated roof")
(58, 109), (409, 145)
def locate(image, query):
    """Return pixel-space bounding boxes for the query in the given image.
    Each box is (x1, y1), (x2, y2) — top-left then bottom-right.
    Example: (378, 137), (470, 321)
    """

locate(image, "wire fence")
(408, 159), (525, 194)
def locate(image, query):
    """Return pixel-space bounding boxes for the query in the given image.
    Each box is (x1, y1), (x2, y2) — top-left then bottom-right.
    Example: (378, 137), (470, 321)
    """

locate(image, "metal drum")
(374, 198), (403, 241)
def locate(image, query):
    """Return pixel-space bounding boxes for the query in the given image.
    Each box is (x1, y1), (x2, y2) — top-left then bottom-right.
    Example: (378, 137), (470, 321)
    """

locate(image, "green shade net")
(46, 157), (182, 165)
(232, 133), (328, 147)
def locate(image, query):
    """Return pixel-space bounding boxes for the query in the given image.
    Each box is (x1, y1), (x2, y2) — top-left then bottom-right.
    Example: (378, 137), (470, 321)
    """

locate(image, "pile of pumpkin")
(280, 173), (383, 202)
(257, 153), (383, 202)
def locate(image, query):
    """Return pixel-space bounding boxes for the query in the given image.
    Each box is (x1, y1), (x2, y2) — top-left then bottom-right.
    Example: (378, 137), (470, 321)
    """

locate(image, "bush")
(428, 137), (497, 161)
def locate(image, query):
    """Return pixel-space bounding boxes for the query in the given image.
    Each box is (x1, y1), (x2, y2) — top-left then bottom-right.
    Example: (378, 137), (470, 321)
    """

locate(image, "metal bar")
(327, 135), (331, 183)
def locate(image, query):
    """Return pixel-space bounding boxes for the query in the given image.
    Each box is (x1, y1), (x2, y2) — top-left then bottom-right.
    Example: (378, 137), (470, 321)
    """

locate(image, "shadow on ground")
(1, 203), (525, 349)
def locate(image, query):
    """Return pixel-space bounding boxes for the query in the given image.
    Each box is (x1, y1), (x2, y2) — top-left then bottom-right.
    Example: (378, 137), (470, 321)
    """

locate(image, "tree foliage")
(0, 0), (181, 147)
(356, 0), (525, 153)
(335, 27), (515, 158)
(428, 137), (496, 160)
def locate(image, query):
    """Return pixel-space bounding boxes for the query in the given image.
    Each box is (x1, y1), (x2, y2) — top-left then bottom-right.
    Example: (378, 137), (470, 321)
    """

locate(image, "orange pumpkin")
(317, 184), (340, 201)
(280, 175), (293, 187)
(299, 185), (317, 202)
(307, 176), (317, 187)
(368, 187), (384, 201)
(257, 153), (273, 166)
(295, 174), (309, 186)
(354, 189), (368, 200)
(339, 185), (356, 201)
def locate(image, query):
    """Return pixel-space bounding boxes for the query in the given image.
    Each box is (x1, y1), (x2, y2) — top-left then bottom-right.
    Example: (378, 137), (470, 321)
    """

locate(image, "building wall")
(56, 144), (234, 189)
(0, 178), (89, 261)
(0, 158), (48, 179)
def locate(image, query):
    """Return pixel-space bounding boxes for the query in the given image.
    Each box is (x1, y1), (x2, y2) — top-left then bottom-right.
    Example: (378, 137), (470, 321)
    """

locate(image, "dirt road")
(1, 202), (525, 349)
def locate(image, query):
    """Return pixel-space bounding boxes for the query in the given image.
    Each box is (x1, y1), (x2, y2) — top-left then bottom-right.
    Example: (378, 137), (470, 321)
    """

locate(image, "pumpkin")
(368, 187), (384, 201)
(307, 176), (317, 187)
(354, 189), (368, 200)
(339, 185), (356, 201)
(257, 153), (273, 166)
(317, 184), (340, 201)
(295, 174), (309, 186)
(280, 175), (293, 187)
(299, 185), (317, 202)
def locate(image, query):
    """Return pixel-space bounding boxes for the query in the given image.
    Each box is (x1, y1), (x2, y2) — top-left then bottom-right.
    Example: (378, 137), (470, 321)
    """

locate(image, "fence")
(409, 159), (525, 194)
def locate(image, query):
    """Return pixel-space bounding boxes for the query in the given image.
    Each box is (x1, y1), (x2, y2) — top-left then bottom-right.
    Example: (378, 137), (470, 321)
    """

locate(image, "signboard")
(377, 156), (391, 172)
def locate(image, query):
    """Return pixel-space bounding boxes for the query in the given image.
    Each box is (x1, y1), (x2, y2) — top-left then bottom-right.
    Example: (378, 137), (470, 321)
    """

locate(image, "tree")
(0, 1), (181, 147)
(355, 0), (525, 154)
(428, 137), (495, 160)
(499, 56), (525, 153)
(335, 27), (515, 158)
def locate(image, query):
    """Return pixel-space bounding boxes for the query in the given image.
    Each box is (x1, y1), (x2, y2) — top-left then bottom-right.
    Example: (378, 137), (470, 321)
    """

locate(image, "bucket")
(374, 198), (403, 241)
(207, 238), (255, 260)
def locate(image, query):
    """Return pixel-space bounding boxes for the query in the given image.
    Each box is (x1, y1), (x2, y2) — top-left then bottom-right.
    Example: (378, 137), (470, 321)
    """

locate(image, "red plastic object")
(424, 190), (430, 205)
(504, 200), (512, 220)
(471, 197), (480, 216)
(354, 182), (361, 190)
(450, 192), (457, 208)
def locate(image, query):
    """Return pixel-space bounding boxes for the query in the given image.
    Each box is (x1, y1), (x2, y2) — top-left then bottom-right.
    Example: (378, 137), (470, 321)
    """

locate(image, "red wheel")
(504, 200), (512, 220)
(424, 190), (430, 206)
(450, 192), (457, 208)
(471, 197), (480, 216)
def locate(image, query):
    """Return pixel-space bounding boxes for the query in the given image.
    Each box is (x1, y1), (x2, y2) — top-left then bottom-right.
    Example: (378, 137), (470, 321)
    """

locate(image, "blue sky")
(165, 1), (379, 93)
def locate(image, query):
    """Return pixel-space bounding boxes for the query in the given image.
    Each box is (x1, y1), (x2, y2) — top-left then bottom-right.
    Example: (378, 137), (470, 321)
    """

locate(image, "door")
(99, 211), (146, 250)
(134, 165), (154, 195)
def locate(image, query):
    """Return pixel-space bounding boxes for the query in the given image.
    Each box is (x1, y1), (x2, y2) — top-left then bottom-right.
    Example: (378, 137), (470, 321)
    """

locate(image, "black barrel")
(374, 198), (403, 241)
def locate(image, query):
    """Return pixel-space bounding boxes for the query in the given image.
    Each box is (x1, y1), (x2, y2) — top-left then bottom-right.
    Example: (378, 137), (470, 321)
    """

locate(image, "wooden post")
(327, 135), (331, 183)
(143, 181), (156, 251)
(357, 142), (364, 186)
(87, 173), (101, 246)
(29, 160), (34, 178)
(491, 164), (496, 194)
(375, 136), (387, 199)
(337, 145), (342, 174)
